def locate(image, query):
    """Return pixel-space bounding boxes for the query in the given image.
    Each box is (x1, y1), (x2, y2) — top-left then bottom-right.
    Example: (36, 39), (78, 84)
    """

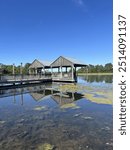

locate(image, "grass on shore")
(77, 72), (113, 76)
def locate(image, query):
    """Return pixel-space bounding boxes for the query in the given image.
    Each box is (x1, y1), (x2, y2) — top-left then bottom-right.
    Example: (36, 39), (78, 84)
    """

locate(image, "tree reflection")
(79, 75), (113, 83)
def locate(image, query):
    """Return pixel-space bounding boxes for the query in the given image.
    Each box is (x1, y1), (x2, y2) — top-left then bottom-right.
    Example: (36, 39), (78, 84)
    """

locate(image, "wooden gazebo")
(29, 59), (51, 75)
(50, 56), (87, 82)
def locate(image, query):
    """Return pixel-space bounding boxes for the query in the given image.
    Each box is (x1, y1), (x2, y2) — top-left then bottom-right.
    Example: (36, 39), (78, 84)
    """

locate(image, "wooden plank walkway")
(0, 78), (52, 84)
(0, 75), (76, 88)
(0, 75), (52, 88)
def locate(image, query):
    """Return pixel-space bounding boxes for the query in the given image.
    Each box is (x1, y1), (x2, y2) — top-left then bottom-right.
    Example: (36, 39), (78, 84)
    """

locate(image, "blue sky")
(0, 0), (112, 66)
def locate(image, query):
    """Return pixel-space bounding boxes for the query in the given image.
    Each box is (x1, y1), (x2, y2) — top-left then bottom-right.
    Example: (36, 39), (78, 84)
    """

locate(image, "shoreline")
(77, 73), (113, 76)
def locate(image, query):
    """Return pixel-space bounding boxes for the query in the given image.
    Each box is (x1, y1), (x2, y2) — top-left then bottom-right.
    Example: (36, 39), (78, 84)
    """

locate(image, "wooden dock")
(0, 75), (52, 88)
(0, 75), (76, 88)
(0, 56), (87, 88)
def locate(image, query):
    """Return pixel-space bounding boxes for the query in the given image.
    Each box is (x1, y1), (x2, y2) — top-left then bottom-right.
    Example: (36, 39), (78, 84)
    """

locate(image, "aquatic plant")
(81, 116), (93, 120)
(83, 93), (112, 105)
(60, 103), (80, 109)
(37, 143), (54, 150)
(58, 84), (113, 105)
(34, 106), (47, 111)
(0, 120), (5, 124)
(59, 84), (93, 93)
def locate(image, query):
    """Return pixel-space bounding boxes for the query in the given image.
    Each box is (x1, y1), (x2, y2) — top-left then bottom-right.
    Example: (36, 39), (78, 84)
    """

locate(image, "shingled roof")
(51, 56), (87, 67)
(29, 59), (51, 69)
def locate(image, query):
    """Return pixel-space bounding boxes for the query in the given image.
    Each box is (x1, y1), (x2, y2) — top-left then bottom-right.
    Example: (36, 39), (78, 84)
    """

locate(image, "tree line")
(77, 63), (113, 73)
(0, 63), (31, 75)
(0, 62), (113, 75)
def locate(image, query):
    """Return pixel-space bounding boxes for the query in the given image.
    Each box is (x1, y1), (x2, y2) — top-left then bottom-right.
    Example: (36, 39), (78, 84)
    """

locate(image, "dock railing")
(0, 74), (52, 82)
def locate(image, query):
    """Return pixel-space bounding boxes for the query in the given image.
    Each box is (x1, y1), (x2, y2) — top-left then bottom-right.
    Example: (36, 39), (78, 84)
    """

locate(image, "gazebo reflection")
(0, 85), (84, 106)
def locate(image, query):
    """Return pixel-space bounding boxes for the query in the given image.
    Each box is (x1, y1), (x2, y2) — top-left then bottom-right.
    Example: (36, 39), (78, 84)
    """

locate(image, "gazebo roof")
(29, 59), (51, 69)
(30, 90), (52, 101)
(51, 56), (87, 67)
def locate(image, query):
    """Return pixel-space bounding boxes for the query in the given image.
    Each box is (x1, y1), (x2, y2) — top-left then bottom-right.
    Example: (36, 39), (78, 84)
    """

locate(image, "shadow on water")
(0, 76), (113, 150)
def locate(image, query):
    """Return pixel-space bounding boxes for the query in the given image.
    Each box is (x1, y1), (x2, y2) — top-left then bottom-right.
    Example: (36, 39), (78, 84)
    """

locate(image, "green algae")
(83, 93), (112, 105)
(58, 84), (113, 105)
(0, 121), (5, 124)
(37, 143), (54, 150)
(34, 106), (47, 111)
(82, 116), (93, 120)
(60, 103), (80, 109)
(59, 84), (93, 93)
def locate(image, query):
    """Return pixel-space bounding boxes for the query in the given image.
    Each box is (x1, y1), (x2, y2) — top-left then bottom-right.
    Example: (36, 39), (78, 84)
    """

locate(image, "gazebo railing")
(51, 72), (75, 81)
(52, 72), (72, 78)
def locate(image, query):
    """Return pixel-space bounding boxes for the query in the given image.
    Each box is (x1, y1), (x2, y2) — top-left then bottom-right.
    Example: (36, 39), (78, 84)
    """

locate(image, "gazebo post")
(58, 67), (60, 73)
(86, 66), (88, 75)
(51, 67), (53, 78)
(33, 69), (35, 75)
(75, 66), (77, 75)
(61, 66), (63, 79)
(35, 68), (37, 75)
(43, 66), (45, 77)
(71, 65), (74, 81)
(66, 67), (67, 73)
(74, 66), (77, 82)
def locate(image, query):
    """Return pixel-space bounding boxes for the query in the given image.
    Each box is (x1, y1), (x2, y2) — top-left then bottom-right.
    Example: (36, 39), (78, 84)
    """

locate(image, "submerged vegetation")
(59, 84), (113, 105)
(0, 120), (6, 124)
(37, 143), (54, 150)
(34, 106), (47, 111)
(84, 93), (112, 105)
(59, 84), (93, 93)
(60, 103), (80, 109)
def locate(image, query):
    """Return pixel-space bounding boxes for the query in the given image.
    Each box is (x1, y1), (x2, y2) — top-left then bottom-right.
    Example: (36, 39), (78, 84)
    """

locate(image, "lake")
(0, 75), (113, 150)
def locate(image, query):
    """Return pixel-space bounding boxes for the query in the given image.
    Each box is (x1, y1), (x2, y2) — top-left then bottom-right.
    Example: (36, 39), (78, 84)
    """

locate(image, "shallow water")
(0, 75), (113, 150)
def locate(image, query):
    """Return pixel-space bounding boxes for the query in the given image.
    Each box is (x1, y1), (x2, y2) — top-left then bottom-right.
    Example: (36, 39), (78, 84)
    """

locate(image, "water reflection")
(78, 75), (113, 83)
(0, 85), (84, 106)
(0, 76), (113, 150)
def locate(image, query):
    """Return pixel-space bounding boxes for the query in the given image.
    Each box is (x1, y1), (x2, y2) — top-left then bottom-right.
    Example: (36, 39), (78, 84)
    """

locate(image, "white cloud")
(72, 0), (85, 6)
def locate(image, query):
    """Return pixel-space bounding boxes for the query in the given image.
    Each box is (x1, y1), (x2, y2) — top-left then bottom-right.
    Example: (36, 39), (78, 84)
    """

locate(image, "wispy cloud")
(72, 0), (85, 6)
(72, 0), (87, 12)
